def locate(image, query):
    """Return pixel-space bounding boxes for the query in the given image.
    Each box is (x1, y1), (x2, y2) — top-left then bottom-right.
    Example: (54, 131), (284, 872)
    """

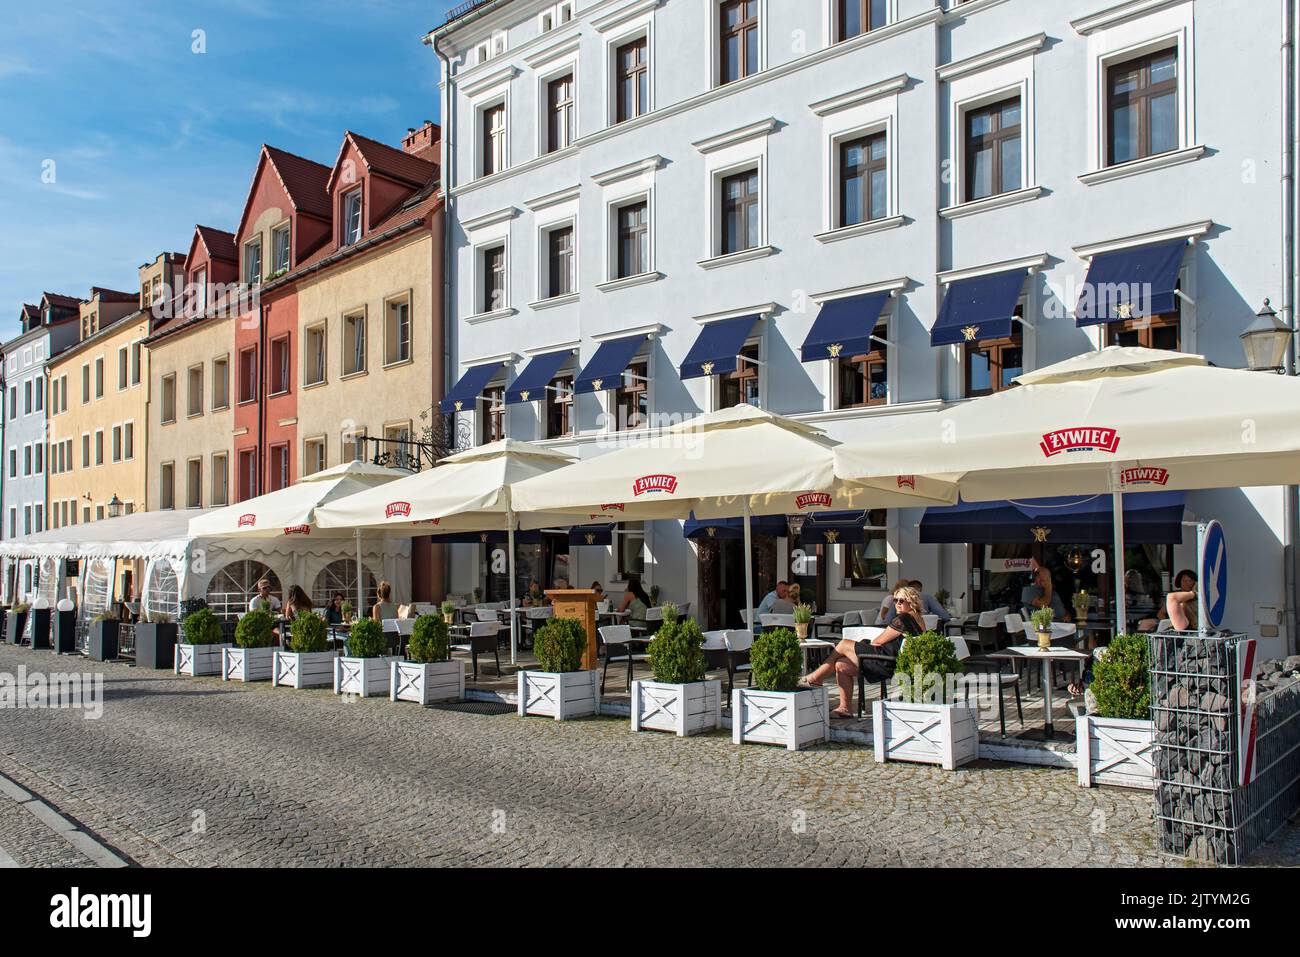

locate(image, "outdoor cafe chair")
(971, 610), (1004, 653)
(951, 635), (1024, 737)
(760, 613), (796, 630)
(702, 630), (728, 678)
(452, 620), (502, 681)
(413, 603), (439, 617)
(847, 626), (893, 717)
(522, 605), (553, 649)
(474, 608), (499, 623)
(923, 614), (940, 631)
(382, 618), (416, 656)
(599, 624), (648, 693)
(722, 630), (754, 699)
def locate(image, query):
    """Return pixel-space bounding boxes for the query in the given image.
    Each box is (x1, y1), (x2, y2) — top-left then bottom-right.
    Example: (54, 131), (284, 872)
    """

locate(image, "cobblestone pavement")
(0, 645), (1294, 868)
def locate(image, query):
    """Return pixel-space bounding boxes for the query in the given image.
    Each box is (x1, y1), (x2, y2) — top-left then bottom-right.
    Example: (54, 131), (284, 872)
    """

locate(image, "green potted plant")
(874, 631), (977, 770)
(133, 610), (179, 669)
(88, 611), (120, 661)
(5, 602), (30, 645)
(222, 609), (277, 682)
(1076, 633), (1155, 789)
(1031, 607), (1055, 650)
(334, 617), (397, 697)
(176, 607), (230, 676)
(732, 627), (828, 750)
(272, 611), (337, 689)
(1073, 589), (1091, 623)
(631, 604), (721, 736)
(391, 614), (464, 705)
(518, 616), (599, 720)
(472, 586), (483, 605)
(934, 589), (951, 612)
(440, 599), (456, 625)
(792, 602), (813, 640)
(340, 600), (354, 623)
(648, 583), (661, 607)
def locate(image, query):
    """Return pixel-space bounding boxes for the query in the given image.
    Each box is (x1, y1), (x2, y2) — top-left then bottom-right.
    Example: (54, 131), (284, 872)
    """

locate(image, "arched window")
(205, 561), (280, 619)
(311, 559), (377, 611)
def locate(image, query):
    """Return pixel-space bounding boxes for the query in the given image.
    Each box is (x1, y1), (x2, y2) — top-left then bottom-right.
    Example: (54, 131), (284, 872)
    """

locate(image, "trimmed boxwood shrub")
(648, 610), (707, 684)
(893, 631), (964, 703)
(409, 614), (450, 664)
(235, 609), (276, 648)
(750, 627), (802, 692)
(182, 608), (222, 647)
(533, 617), (587, 673)
(1091, 632), (1150, 720)
(346, 618), (386, 659)
(289, 612), (329, 653)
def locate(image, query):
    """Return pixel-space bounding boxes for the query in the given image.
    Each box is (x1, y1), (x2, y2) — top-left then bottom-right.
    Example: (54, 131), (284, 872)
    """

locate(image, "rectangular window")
(23, 380), (31, 414)
(342, 190), (363, 246)
(481, 386), (505, 444)
(615, 37), (649, 123)
(838, 0), (887, 41)
(81, 364), (89, 403)
(269, 444), (290, 492)
(160, 463), (175, 510)
(238, 449), (257, 501)
(965, 97), (1022, 202)
(546, 226), (574, 298)
(839, 131), (888, 227)
(23, 445), (31, 476)
(112, 425), (122, 462)
(33, 377), (43, 412)
(124, 422), (134, 460)
(545, 374), (574, 439)
(1107, 310), (1181, 351)
(965, 334), (1023, 398)
(212, 355), (230, 409)
(271, 222), (291, 273)
(212, 453), (229, 507)
(304, 326), (327, 385)
(81, 434), (90, 468)
(481, 245), (506, 313)
(617, 521), (645, 579)
(118, 346), (128, 389)
(191, 267), (208, 314)
(130, 341), (142, 386)
(238, 348), (257, 403)
(341, 429), (363, 464)
(270, 336), (291, 395)
(244, 238), (262, 283)
(616, 201), (648, 279)
(546, 73), (575, 153)
(161, 373), (177, 424)
(848, 510), (888, 588)
(719, 0), (759, 85)
(7, 386), (14, 419)
(33, 443), (42, 474)
(94, 357), (104, 398)
(836, 322), (889, 409)
(615, 361), (648, 430)
(721, 168), (760, 255)
(719, 343), (760, 408)
(482, 103), (507, 176)
(186, 365), (204, 416)
(304, 437), (326, 476)
(187, 459), (202, 508)
(1107, 49), (1178, 166)
(94, 430), (104, 466)
(384, 423), (412, 470)
(384, 297), (411, 366)
(343, 313), (366, 375)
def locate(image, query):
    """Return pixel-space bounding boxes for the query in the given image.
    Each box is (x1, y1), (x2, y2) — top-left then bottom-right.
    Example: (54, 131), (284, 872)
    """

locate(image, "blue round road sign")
(1200, 520), (1228, 630)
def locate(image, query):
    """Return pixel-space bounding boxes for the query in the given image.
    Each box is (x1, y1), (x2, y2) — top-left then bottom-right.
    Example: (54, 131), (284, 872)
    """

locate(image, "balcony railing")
(359, 435), (440, 474)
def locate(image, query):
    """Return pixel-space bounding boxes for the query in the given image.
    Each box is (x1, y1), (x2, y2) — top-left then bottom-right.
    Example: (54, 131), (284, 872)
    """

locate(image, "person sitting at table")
(324, 592), (345, 625)
(618, 578), (652, 630)
(805, 584), (926, 718)
(756, 581), (789, 622)
(371, 581), (398, 622)
(909, 579), (951, 624)
(249, 579), (282, 613)
(1165, 569), (1199, 631)
(873, 580), (912, 625)
(590, 581), (606, 600)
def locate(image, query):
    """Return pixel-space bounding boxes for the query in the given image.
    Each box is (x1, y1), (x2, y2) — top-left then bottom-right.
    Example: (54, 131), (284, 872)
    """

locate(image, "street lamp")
(106, 494), (124, 519)
(1240, 299), (1291, 372)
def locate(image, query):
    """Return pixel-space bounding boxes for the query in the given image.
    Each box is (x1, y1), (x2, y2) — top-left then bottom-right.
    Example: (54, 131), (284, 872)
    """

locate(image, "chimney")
(401, 120), (441, 161)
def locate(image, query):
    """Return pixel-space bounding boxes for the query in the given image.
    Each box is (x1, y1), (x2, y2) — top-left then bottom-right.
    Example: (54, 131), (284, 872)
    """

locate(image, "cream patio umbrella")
(833, 346), (1300, 628)
(314, 439), (580, 661)
(508, 405), (958, 631)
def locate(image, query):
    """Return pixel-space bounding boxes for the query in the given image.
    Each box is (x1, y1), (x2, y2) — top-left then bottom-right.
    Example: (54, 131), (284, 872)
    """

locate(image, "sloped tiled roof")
(41, 292), (82, 309)
(262, 145), (332, 219)
(90, 287), (139, 303)
(329, 131), (438, 192)
(194, 225), (237, 263)
(19, 304), (39, 320)
(287, 183), (442, 275)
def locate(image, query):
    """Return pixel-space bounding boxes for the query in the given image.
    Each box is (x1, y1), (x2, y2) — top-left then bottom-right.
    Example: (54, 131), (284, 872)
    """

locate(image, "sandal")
(830, 708), (854, 719)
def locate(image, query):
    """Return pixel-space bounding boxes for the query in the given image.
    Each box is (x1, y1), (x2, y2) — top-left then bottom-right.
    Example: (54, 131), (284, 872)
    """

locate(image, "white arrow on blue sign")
(1199, 520), (1228, 630)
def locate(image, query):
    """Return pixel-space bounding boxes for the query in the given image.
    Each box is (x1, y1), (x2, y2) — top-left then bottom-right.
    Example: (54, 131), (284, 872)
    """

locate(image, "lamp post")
(1240, 299), (1292, 372)
(106, 494), (124, 519)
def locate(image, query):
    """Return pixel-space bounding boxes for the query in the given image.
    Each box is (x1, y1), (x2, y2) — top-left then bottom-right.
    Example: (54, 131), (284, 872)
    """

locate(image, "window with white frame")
(836, 129), (888, 227)
(187, 458), (202, 509)
(479, 100), (507, 177)
(117, 346), (128, 389)
(243, 237), (262, 284)
(1106, 48), (1178, 167)
(343, 311), (367, 376)
(614, 34), (649, 123)
(304, 323), (327, 385)
(718, 166), (761, 255)
(160, 373), (176, 424)
(478, 242), (508, 313)
(540, 1), (574, 33)
(717, 0), (760, 86)
(541, 222), (575, 299)
(123, 421), (134, 460)
(271, 221), (291, 273)
(341, 190), (363, 246)
(964, 97), (1023, 202)
(160, 462), (175, 509)
(384, 295), (412, 366)
(718, 341), (762, 409)
(544, 71), (576, 153)
(212, 452), (229, 506)
(304, 437), (327, 476)
(187, 364), (204, 416)
(613, 198), (649, 279)
(835, 0), (888, 42)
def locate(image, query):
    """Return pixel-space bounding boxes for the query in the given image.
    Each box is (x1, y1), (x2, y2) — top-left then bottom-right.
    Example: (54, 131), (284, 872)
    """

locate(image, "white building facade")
(431, 0), (1299, 657)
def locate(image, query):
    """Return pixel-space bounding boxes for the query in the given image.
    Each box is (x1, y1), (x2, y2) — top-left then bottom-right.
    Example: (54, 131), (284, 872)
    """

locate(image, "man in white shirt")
(755, 581), (789, 622)
(248, 579), (282, 613)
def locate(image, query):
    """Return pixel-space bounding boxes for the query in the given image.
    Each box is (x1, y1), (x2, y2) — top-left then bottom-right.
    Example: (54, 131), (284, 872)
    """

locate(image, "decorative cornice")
(936, 33), (1046, 83)
(814, 215), (906, 244)
(697, 245), (776, 270)
(693, 302), (777, 325)
(464, 351), (520, 368)
(939, 185), (1044, 220)
(524, 339), (581, 357)
(525, 184), (581, 211)
(591, 154), (664, 186)
(461, 206), (520, 232)
(810, 278), (910, 305)
(592, 321), (664, 342)
(1071, 0), (1189, 36)
(691, 118), (778, 154)
(461, 64), (520, 98)
(937, 253), (1050, 285)
(1078, 145), (1206, 186)
(808, 74), (910, 116)
(592, 0), (662, 34)
(1072, 220), (1213, 259)
(595, 270), (664, 293)
(523, 31), (581, 68)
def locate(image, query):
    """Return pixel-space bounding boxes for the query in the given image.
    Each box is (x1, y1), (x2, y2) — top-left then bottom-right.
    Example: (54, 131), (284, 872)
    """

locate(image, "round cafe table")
(992, 645), (1090, 742)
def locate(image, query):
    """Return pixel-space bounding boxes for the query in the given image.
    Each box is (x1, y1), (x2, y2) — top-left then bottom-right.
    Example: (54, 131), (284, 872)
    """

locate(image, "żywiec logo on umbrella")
(632, 474), (678, 496)
(897, 475), (916, 491)
(282, 525), (311, 535)
(1120, 466), (1170, 487)
(237, 514), (257, 528)
(795, 492), (833, 510)
(1039, 427), (1121, 457)
(385, 501), (412, 519)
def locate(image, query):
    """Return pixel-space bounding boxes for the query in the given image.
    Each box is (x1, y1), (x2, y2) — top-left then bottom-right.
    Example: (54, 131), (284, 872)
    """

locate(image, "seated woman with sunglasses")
(801, 585), (927, 718)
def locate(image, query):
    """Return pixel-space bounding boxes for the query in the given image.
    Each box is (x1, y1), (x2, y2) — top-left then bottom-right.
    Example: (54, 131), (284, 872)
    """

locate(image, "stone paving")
(0, 644), (1295, 868)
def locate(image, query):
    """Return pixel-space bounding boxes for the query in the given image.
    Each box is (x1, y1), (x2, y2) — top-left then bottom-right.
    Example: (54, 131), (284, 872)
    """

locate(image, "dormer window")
(342, 189), (363, 246)
(271, 223), (291, 274)
(244, 237), (263, 284)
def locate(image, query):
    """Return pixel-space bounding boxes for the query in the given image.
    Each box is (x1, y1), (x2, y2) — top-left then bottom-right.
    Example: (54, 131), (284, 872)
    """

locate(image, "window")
(237, 449), (257, 501)
(33, 443), (42, 474)
(238, 347), (258, 404)
(615, 361), (647, 430)
(212, 355), (230, 409)
(124, 422), (134, 460)
(617, 521), (645, 579)
(304, 325), (327, 385)
(481, 386), (505, 444)
(719, 343), (760, 408)
(131, 341), (142, 385)
(94, 430), (104, 466)
(342, 190), (363, 246)
(271, 222), (291, 273)
(546, 73), (576, 153)
(481, 103), (507, 177)
(81, 434), (90, 468)
(161, 373), (177, 424)
(719, 0), (759, 85)
(118, 346), (128, 389)
(965, 334), (1023, 398)
(964, 97), (1022, 202)
(191, 267), (208, 314)
(33, 377), (42, 413)
(545, 225), (575, 298)
(720, 168), (760, 255)
(269, 444), (290, 492)
(545, 374), (574, 438)
(23, 506), (30, 535)
(244, 238), (262, 283)
(187, 365), (204, 416)
(33, 504), (42, 533)
(384, 423), (412, 470)
(270, 336), (291, 395)
(838, 132), (888, 227)
(838, 0), (886, 40)
(187, 459), (202, 508)
(481, 244), (506, 313)
(615, 37), (649, 123)
(112, 425), (122, 462)
(81, 364), (90, 402)
(212, 453), (229, 507)
(384, 297), (411, 366)
(160, 463), (175, 509)
(1107, 309), (1181, 351)
(343, 312), (367, 376)
(22, 380), (31, 414)
(848, 510), (888, 588)
(304, 437), (326, 476)
(6, 386), (14, 419)
(6, 447), (13, 477)
(1107, 49), (1178, 166)
(836, 322), (889, 408)
(616, 201), (649, 278)
(23, 445), (31, 475)
(341, 428), (363, 464)
(94, 357), (104, 398)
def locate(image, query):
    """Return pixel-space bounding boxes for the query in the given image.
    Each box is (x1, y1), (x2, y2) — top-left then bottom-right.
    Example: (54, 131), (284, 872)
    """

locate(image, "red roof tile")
(263, 145), (332, 220)
(41, 292), (82, 309)
(195, 225), (237, 263)
(90, 287), (139, 303)
(288, 187), (442, 274)
(330, 131), (438, 191)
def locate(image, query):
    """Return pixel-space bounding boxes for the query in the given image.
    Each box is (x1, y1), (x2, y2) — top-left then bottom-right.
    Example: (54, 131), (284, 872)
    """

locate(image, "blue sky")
(0, 0), (458, 340)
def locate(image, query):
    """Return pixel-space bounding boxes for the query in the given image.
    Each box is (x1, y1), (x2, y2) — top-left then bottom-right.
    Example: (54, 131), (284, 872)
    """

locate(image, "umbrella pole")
(355, 528), (364, 616)
(1112, 490), (1127, 636)
(507, 509), (518, 665)
(743, 499), (755, 633)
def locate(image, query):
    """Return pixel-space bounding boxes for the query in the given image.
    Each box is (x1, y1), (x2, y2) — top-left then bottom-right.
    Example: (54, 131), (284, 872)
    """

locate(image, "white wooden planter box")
(1076, 715), (1156, 789)
(517, 669), (600, 720)
(390, 659), (465, 705)
(631, 679), (722, 736)
(873, 700), (979, 770)
(222, 646), (276, 682)
(175, 643), (232, 677)
(272, 650), (338, 689)
(334, 656), (399, 697)
(732, 686), (829, 751)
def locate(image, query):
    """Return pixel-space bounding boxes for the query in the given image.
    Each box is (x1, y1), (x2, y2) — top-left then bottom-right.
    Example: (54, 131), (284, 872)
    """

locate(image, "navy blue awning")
(919, 492), (1186, 545)
(1075, 239), (1186, 326)
(505, 350), (570, 405)
(801, 292), (890, 362)
(680, 314), (760, 380)
(439, 363), (499, 414)
(800, 510), (872, 545)
(574, 335), (644, 394)
(568, 524), (614, 546)
(683, 513), (787, 540)
(428, 529), (542, 545)
(931, 269), (1027, 346)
